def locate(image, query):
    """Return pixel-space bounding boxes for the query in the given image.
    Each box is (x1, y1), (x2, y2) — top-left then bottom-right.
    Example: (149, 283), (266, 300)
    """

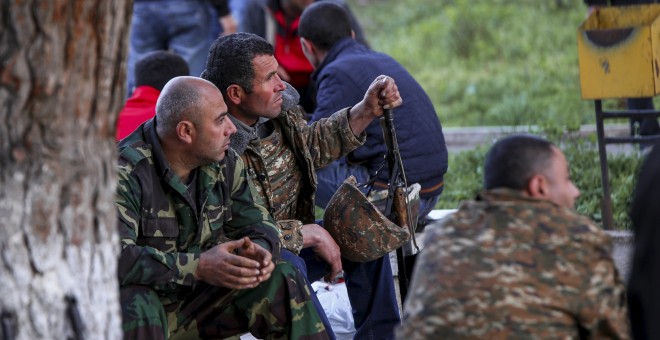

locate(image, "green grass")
(346, 0), (647, 229)
(436, 134), (644, 229)
(348, 0), (592, 127)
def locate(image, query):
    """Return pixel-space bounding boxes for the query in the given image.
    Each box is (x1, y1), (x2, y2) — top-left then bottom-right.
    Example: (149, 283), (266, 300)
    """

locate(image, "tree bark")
(0, 1), (130, 338)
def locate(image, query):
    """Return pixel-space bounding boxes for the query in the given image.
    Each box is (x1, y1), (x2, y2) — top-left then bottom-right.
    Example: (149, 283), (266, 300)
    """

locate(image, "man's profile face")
(542, 147), (580, 209)
(238, 55), (287, 122)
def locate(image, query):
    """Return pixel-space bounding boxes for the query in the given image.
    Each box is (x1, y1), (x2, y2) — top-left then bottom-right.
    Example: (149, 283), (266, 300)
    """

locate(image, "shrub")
(436, 131), (644, 229)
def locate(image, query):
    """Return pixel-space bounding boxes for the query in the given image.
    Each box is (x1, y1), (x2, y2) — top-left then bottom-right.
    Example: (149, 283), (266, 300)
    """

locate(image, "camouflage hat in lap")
(323, 176), (411, 262)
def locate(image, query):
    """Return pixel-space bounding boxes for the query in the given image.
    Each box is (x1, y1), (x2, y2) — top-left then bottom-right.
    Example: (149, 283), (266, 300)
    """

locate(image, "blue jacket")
(309, 38), (448, 198)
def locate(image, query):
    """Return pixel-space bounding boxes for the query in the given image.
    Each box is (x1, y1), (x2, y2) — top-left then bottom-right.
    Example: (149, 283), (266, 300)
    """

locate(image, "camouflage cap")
(323, 176), (410, 262)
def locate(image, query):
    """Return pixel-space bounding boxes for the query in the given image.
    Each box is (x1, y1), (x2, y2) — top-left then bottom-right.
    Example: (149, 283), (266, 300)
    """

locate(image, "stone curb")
(444, 123), (629, 152)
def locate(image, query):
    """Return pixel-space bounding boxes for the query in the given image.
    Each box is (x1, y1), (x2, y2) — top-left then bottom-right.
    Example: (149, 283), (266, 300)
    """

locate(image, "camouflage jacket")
(115, 118), (280, 298)
(398, 189), (630, 339)
(229, 88), (364, 253)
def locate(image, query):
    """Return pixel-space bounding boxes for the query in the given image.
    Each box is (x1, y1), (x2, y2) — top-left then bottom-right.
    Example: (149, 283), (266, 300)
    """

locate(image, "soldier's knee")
(272, 260), (305, 280)
(120, 285), (168, 338)
(267, 262), (314, 300)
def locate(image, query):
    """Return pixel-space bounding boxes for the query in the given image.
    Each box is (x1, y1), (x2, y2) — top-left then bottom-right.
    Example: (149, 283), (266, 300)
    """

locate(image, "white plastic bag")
(312, 280), (356, 340)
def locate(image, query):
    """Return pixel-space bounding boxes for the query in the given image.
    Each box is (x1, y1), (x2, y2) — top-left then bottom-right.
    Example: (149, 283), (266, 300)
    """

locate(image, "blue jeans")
(126, 0), (220, 96)
(285, 238), (400, 339)
(315, 160), (440, 221)
(229, 0), (259, 31)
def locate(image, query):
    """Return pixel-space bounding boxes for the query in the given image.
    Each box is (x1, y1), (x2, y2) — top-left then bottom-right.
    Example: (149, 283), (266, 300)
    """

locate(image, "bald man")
(115, 76), (330, 339)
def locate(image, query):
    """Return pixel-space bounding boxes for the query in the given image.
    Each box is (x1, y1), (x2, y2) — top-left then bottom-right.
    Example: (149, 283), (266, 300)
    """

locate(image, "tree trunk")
(0, 1), (131, 338)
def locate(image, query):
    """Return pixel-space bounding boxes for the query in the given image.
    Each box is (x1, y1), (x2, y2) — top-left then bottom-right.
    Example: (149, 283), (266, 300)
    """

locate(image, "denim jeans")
(315, 159), (440, 221)
(284, 245), (400, 340)
(126, 0), (220, 96)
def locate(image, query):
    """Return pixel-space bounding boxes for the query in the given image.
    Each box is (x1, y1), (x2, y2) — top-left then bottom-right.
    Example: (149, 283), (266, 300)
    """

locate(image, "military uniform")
(229, 84), (402, 339)
(115, 118), (328, 339)
(228, 101), (364, 251)
(398, 189), (630, 339)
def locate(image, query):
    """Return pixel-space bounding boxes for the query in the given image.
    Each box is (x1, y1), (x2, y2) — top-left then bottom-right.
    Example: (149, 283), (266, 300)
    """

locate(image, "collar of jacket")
(311, 37), (364, 82)
(143, 119), (171, 178)
(476, 188), (562, 209)
(229, 115), (268, 155)
(229, 81), (301, 155)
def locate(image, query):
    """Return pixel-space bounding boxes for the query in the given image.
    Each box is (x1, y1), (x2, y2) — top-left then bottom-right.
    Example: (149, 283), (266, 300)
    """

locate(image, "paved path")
(443, 123), (632, 153)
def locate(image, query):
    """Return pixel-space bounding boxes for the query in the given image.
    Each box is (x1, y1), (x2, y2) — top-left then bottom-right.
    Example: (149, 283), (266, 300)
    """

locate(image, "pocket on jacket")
(139, 217), (179, 252)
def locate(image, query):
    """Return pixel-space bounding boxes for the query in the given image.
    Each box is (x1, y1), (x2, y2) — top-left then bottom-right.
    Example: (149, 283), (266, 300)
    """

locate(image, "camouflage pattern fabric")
(278, 220), (305, 255)
(121, 261), (328, 339)
(229, 104), (364, 252)
(323, 176), (410, 262)
(115, 119), (328, 339)
(397, 189), (630, 339)
(251, 121), (305, 253)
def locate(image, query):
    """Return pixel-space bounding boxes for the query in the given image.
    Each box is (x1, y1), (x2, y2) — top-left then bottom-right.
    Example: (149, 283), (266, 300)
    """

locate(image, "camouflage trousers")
(120, 261), (330, 340)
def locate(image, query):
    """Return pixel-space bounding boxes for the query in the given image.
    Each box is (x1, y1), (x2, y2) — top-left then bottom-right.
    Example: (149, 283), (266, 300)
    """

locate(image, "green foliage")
(348, 0), (592, 127)
(436, 131), (644, 229)
(437, 145), (487, 209)
(347, 0), (645, 229)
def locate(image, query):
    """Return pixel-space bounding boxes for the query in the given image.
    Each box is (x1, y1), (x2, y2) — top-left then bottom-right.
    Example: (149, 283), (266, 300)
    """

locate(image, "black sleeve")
(628, 140), (660, 340)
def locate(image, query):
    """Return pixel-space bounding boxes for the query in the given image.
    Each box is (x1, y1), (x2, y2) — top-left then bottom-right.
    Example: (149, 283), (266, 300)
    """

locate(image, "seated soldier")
(115, 76), (330, 339)
(398, 134), (629, 339)
(201, 32), (403, 339)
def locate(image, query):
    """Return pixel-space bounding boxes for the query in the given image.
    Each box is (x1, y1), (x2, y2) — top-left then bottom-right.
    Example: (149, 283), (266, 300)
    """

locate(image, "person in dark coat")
(298, 2), (448, 339)
(237, 0), (369, 113)
(299, 2), (448, 223)
(628, 141), (660, 340)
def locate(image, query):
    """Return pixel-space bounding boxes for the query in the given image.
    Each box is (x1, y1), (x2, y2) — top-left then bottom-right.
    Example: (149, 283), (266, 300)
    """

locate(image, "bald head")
(156, 76), (219, 137)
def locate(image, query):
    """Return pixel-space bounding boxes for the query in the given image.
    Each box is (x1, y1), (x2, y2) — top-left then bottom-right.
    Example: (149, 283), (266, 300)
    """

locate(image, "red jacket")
(272, 9), (313, 89)
(116, 86), (160, 141)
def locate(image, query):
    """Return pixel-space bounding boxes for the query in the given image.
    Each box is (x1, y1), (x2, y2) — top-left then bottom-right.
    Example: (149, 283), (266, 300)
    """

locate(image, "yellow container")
(577, 4), (660, 99)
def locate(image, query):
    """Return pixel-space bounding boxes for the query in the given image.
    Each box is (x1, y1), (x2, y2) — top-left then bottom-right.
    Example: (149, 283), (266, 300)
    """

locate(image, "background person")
(298, 2), (448, 228)
(116, 51), (189, 141)
(126, 0), (236, 97)
(238, 0), (369, 113)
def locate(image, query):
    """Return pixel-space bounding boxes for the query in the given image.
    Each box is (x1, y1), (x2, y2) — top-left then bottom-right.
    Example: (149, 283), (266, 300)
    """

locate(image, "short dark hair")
(135, 51), (189, 91)
(201, 32), (274, 96)
(484, 134), (556, 190)
(299, 1), (353, 51)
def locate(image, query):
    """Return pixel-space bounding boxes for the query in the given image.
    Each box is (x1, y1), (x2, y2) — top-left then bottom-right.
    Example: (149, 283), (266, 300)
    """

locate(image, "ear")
(300, 37), (313, 53)
(175, 120), (195, 144)
(225, 84), (244, 105)
(526, 174), (547, 199)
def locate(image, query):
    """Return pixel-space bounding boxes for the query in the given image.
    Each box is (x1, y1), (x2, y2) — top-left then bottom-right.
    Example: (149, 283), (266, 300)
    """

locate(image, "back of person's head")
(155, 76), (204, 137)
(299, 1), (353, 51)
(201, 32), (274, 96)
(135, 51), (190, 91)
(484, 134), (555, 190)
